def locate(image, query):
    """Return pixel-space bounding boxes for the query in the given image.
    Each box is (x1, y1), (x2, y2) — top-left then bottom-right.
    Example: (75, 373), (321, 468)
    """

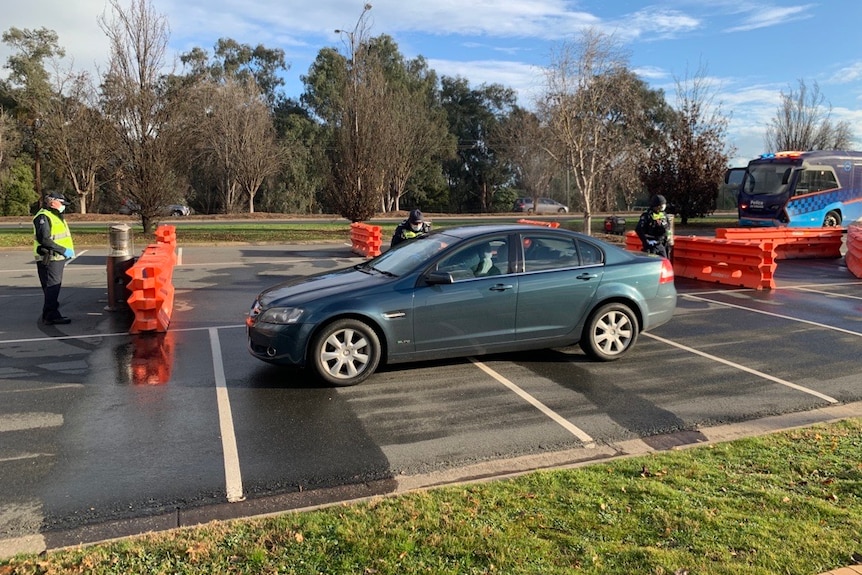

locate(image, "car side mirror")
(425, 271), (455, 285)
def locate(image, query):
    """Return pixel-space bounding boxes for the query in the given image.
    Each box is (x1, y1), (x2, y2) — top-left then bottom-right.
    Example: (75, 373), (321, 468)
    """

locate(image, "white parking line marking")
(471, 359), (596, 447)
(0, 413), (63, 432)
(209, 328), (245, 502)
(682, 293), (862, 337)
(791, 286), (862, 300)
(0, 325), (245, 346)
(643, 332), (838, 404)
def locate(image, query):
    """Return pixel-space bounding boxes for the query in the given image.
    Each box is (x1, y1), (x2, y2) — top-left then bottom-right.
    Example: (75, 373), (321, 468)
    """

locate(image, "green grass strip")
(3, 419), (860, 574)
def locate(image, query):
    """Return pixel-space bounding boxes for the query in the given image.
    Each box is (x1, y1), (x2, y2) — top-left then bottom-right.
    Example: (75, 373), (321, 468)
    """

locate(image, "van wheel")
(823, 210), (841, 227)
(310, 319), (381, 386)
(580, 303), (639, 361)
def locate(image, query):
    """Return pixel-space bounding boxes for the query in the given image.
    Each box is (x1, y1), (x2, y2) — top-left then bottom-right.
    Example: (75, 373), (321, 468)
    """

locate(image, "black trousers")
(37, 259), (66, 321)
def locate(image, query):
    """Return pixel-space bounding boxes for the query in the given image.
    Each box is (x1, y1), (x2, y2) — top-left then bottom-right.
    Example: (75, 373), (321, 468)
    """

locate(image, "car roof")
(436, 224), (585, 240)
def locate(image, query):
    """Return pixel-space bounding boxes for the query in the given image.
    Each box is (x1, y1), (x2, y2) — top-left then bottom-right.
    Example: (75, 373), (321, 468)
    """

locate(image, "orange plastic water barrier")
(715, 227), (843, 260)
(516, 219), (560, 228)
(350, 222), (383, 257)
(847, 224), (862, 279)
(624, 231), (642, 252)
(126, 225), (177, 334)
(672, 236), (777, 290)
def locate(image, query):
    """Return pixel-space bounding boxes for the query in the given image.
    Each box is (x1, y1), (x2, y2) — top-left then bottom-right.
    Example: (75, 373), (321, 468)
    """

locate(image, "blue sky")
(3, 0), (861, 165)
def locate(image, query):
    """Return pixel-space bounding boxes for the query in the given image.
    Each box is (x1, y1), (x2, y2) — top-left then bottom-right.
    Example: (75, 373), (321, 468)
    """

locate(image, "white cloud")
(724, 4), (815, 33)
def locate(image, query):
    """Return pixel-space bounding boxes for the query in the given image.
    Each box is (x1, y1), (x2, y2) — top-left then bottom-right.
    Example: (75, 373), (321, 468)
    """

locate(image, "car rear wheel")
(310, 319), (381, 386)
(580, 303), (639, 361)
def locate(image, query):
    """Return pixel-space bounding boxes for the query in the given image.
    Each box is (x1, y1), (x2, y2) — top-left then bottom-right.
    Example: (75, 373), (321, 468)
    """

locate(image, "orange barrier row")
(350, 222), (382, 257)
(517, 219), (560, 228)
(672, 236), (777, 290)
(126, 225), (177, 334)
(847, 224), (862, 279)
(715, 227), (843, 260)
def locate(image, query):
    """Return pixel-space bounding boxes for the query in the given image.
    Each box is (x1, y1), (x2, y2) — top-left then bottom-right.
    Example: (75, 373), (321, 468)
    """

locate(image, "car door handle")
(576, 273), (598, 281)
(489, 284), (514, 291)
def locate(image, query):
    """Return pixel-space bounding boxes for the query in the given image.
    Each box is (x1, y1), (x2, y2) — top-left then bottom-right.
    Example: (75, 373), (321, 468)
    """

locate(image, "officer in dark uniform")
(33, 191), (76, 324)
(391, 209), (431, 247)
(635, 194), (672, 258)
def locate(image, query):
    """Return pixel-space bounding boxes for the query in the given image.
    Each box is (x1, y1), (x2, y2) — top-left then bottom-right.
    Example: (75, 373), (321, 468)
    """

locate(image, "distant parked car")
(119, 199), (192, 217)
(512, 197), (569, 214)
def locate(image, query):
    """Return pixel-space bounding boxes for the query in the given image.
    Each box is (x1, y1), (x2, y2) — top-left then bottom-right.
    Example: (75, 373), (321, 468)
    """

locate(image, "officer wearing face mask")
(33, 191), (76, 325)
(391, 209), (431, 247)
(635, 194), (672, 258)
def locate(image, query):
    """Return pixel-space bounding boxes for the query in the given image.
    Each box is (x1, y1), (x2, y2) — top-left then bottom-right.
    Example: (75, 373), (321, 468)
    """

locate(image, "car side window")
(522, 235), (578, 272)
(576, 239), (604, 266)
(436, 237), (508, 280)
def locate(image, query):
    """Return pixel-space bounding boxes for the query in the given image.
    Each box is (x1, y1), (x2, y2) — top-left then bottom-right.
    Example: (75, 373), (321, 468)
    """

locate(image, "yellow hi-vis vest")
(33, 209), (74, 261)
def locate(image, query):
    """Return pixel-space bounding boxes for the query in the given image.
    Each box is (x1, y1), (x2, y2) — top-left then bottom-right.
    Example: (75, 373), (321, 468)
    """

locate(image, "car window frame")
(432, 235), (512, 282)
(515, 232), (604, 273)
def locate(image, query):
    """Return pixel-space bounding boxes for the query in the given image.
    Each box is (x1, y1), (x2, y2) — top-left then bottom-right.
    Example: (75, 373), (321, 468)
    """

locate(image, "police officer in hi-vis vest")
(33, 191), (75, 325)
(390, 209), (431, 248)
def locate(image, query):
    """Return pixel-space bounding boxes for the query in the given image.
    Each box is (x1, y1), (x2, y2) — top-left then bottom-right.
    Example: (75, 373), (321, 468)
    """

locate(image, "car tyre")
(823, 210), (841, 227)
(580, 303), (639, 361)
(310, 318), (381, 386)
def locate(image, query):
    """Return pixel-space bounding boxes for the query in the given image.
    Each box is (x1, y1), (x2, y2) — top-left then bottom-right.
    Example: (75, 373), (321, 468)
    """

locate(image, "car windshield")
(361, 233), (454, 276)
(743, 163), (794, 196)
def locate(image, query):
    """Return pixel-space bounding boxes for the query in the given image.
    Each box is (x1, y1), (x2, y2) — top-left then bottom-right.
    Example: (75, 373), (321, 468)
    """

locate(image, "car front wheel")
(580, 303), (639, 361)
(823, 210), (841, 227)
(310, 319), (381, 386)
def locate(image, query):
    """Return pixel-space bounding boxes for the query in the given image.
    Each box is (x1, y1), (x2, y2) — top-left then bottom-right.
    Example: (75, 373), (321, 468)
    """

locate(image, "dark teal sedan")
(247, 224), (676, 386)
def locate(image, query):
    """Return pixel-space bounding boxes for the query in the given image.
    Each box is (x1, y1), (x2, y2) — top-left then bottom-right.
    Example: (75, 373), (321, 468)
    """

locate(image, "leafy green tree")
(0, 155), (37, 215)
(440, 77), (517, 213)
(0, 107), (21, 174)
(180, 38), (288, 109)
(1, 26), (65, 198)
(267, 99), (328, 214)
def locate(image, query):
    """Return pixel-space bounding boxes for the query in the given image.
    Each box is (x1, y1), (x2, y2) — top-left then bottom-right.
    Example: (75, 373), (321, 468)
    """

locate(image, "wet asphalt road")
(1, 239), (861, 556)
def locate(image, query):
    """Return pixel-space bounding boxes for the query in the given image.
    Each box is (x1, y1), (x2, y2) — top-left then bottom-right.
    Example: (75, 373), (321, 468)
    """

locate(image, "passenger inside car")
(473, 243), (501, 276)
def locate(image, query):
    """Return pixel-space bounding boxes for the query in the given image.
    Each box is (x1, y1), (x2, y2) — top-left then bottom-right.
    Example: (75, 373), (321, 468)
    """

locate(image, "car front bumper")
(247, 321), (315, 366)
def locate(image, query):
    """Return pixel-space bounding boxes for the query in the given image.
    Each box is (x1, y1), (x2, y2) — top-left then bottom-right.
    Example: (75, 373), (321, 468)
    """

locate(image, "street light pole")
(335, 4), (372, 200)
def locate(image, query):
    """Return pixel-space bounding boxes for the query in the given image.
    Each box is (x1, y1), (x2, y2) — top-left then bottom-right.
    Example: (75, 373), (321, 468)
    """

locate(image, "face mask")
(57, 204), (66, 214)
(410, 223), (422, 232)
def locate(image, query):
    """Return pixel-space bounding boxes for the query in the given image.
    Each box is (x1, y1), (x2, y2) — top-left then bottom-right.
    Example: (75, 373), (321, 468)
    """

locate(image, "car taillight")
(659, 258), (674, 283)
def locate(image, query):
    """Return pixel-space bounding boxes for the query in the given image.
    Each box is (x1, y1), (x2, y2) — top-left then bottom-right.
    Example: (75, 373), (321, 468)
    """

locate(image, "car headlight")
(256, 307), (304, 325)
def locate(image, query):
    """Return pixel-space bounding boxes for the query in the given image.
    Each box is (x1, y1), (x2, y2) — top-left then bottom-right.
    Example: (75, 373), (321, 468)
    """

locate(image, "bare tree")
(764, 79), (854, 152)
(539, 28), (643, 234)
(381, 80), (453, 212)
(98, 0), (182, 233)
(493, 107), (558, 211)
(640, 66), (732, 225)
(188, 79), (283, 213)
(39, 68), (111, 213)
